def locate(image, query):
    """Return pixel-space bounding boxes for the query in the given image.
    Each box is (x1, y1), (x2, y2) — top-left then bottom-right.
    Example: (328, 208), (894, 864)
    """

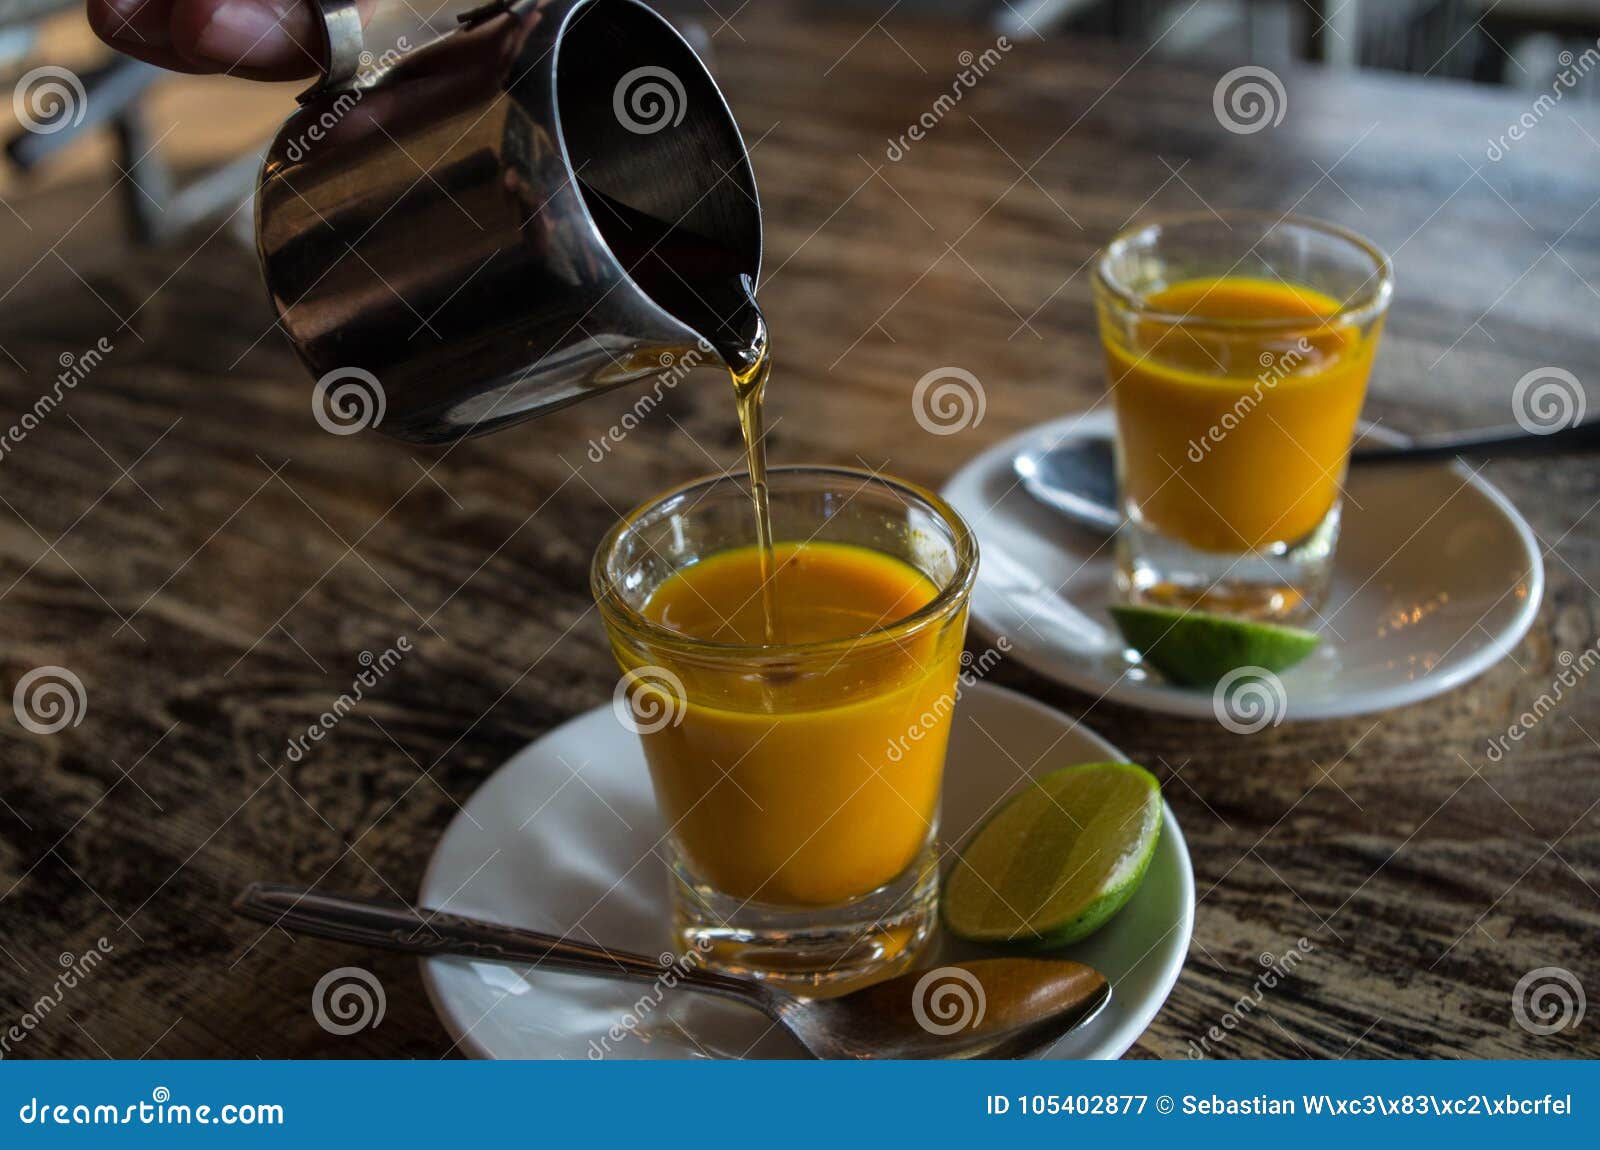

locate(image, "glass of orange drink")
(1094, 213), (1393, 621)
(593, 466), (976, 993)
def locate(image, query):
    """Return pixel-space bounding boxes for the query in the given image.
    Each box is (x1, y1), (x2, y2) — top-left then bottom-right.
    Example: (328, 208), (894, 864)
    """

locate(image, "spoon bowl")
(1013, 432), (1121, 534)
(779, 957), (1109, 1059)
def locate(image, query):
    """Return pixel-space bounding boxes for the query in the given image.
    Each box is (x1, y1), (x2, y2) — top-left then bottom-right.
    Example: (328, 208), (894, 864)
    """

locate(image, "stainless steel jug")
(256, 0), (762, 443)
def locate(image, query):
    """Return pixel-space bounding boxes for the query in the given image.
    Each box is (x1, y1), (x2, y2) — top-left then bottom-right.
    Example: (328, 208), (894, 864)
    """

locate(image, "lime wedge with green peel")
(1108, 604), (1320, 687)
(943, 762), (1162, 947)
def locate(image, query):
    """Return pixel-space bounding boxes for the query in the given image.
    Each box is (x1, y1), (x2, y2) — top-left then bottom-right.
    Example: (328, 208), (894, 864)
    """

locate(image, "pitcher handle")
(299, 0), (368, 103)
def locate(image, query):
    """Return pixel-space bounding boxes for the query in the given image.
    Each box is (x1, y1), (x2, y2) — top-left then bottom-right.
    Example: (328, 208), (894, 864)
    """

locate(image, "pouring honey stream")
(577, 178), (780, 640)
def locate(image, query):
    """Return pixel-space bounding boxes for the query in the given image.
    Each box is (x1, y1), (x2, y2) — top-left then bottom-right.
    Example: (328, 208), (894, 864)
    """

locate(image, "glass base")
(1117, 503), (1341, 623)
(667, 843), (939, 998)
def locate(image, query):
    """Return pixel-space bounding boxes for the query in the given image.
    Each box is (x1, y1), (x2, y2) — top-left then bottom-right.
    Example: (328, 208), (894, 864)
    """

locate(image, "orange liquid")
(631, 541), (964, 907)
(1103, 276), (1382, 552)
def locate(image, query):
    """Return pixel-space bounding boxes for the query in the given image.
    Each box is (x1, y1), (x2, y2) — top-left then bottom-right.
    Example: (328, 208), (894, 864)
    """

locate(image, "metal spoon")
(234, 883), (1110, 1059)
(1015, 420), (1600, 534)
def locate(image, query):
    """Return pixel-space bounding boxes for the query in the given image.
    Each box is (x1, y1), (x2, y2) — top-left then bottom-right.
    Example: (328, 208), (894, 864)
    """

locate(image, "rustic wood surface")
(0, 9), (1596, 1059)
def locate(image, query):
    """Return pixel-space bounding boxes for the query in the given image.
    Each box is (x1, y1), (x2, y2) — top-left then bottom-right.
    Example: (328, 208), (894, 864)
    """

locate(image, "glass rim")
(1093, 210), (1394, 333)
(590, 464), (979, 660)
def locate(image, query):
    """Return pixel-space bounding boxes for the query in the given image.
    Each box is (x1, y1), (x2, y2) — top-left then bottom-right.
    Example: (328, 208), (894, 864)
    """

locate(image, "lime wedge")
(1108, 604), (1319, 687)
(943, 762), (1162, 947)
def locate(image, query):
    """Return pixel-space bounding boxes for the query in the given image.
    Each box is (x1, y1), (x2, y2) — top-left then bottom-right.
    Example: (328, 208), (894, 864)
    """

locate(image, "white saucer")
(942, 409), (1543, 722)
(420, 680), (1194, 1060)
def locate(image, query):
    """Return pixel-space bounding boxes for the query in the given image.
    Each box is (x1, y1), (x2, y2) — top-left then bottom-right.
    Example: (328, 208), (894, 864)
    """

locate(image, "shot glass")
(1094, 213), (1392, 619)
(592, 466), (977, 993)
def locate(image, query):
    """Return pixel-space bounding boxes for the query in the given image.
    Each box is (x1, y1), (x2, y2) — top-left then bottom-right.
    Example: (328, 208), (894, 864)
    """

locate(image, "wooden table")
(0, 10), (1596, 1059)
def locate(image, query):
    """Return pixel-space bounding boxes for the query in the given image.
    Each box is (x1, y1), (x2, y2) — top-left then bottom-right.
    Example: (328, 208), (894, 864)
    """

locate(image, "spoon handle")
(233, 883), (769, 1008)
(1353, 420), (1600, 463)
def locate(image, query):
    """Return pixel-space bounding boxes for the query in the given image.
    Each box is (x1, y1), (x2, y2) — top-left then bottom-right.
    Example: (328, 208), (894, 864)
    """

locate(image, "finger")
(169, 0), (325, 79)
(88, 0), (205, 74)
(90, 0), (380, 82)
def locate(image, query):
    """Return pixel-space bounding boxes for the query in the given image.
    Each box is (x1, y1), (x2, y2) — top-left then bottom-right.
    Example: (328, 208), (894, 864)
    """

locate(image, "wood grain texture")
(0, 11), (1595, 1059)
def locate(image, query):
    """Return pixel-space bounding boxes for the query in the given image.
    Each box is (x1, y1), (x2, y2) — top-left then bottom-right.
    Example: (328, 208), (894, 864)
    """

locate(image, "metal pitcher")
(256, 0), (761, 443)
